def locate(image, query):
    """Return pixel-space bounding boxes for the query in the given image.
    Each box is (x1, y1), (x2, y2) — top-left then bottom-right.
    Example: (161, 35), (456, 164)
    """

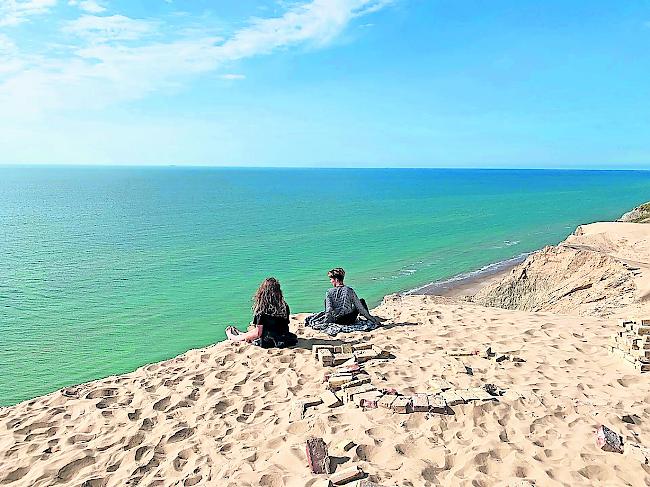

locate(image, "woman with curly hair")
(225, 277), (298, 348)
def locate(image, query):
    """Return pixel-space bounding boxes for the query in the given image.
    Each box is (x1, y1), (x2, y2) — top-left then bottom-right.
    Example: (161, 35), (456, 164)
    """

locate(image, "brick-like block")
(412, 393), (429, 412)
(595, 425), (623, 453)
(332, 353), (355, 366)
(354, 351), (378, 363)
(321, 390), (342, 408)
(289, 401), (306, 422)
(352, 343), (373, 351)
(335, 362), (362, 374)
(330, 465), (363, 485)
(343, 384), (376, 404)
(356, 390), (383, 408)
(391, 396), (411, 414)
(306, 437), (331, 474)
(328, 375), (355, 390)
(427, 394), (446, 413)
(340, 377), (371, 390)
(318, 349), (334, 366)
(378, 394), (396, 409)
(313, 345), (334, 359)
(635, 362), (650, 372)
(440, 390), (464, 406)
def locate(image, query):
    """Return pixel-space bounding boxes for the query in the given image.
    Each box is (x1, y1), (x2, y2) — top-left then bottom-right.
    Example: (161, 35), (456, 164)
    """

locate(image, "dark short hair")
(327, 268), (345, 281)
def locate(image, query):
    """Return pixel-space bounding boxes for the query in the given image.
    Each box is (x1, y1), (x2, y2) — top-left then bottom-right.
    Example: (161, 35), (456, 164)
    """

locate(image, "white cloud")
(219, 73), (246, 80)
(65, 14), (156, 42)
(68, 0), (106, 13)
(0, 33), (16, 52)
(0, 0), (394, 117)
(0, 0), (56, 26)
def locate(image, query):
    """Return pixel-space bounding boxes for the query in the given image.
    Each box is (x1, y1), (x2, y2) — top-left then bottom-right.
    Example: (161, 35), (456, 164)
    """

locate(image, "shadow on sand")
(294, 321), (419, 351)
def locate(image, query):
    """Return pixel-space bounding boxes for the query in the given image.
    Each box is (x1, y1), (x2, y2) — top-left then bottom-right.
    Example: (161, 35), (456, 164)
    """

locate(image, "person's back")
(305, 267), (379, 328)
(226, 277), (297, 348)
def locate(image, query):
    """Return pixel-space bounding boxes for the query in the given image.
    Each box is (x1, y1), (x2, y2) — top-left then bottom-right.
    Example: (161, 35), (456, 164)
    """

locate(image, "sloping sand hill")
(2, 294), (650, 486)
(3, 219), (650, 486)
(473, 222), (650, 318)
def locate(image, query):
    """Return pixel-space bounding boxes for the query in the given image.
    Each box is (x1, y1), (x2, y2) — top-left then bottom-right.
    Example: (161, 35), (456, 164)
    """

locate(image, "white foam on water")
(404, 252), (530, 295)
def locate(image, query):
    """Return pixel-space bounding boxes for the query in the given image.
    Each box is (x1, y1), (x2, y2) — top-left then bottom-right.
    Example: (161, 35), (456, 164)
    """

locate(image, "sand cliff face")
(472, 221), (650, 318)
(618, 203), (650, 223)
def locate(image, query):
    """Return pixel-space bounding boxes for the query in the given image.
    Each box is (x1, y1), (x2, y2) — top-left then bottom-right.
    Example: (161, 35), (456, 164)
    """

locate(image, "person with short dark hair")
(306, 268), (381, 331)
(226, 277), (298, 348)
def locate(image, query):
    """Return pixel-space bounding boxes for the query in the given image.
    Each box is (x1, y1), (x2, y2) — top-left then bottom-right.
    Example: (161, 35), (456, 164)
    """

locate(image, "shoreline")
(404, 252), (530, 298)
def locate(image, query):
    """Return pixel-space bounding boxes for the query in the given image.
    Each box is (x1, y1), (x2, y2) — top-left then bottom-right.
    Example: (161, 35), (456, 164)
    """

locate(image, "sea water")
(2, 167), (649, 406)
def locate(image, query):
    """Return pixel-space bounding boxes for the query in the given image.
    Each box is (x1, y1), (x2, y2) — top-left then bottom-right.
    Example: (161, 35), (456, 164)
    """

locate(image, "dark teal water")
(1, 167), (649, 406)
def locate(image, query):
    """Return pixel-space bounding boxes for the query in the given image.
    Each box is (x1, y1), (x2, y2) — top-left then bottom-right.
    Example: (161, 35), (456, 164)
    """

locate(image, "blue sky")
(1, 0), (649, 168)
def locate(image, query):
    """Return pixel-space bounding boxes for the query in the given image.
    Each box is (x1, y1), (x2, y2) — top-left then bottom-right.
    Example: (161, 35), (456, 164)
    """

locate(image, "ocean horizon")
(2, 166), (650, 406)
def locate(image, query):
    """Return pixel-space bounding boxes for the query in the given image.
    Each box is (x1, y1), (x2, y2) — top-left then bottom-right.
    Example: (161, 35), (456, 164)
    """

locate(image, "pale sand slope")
(3, 295), (650, 486)
(473, 222), (650, 318)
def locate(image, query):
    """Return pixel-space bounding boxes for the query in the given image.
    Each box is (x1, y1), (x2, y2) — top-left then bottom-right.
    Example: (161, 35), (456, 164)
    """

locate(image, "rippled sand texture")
(2, 294), (650, 486)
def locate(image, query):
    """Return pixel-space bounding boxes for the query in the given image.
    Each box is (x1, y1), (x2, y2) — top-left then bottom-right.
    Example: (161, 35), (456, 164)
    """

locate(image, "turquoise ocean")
(2, 167), (650, 406)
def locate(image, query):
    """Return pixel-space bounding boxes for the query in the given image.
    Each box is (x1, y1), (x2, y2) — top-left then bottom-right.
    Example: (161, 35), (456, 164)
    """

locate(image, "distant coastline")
(405, 252), (529, 298)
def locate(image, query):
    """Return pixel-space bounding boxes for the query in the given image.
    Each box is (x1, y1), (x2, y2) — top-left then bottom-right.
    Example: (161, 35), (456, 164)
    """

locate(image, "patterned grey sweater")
(324, 285), (373, 322)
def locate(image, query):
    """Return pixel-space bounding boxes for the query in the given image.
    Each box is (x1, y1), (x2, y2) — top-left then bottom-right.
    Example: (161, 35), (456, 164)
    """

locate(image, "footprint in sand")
(80, 478), (107, 487)
(168, 427), (195, 443)
(57, 456), (96, 482)
(86, 388), (119, 400)
(153, 396), (171, 412)
(124, 432), (145, 450)
(2, 466), (30, 483)
(128, 409), (142, 421)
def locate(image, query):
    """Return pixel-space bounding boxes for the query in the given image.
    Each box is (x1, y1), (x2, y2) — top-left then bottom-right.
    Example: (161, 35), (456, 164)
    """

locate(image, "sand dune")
(3, 220), (650, 486)
(2, 295), (650, 486)
(473, 222), (650, 318)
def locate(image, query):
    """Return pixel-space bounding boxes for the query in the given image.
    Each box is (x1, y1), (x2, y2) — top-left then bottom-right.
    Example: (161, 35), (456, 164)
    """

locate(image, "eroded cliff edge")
(471, 209), (650, 318)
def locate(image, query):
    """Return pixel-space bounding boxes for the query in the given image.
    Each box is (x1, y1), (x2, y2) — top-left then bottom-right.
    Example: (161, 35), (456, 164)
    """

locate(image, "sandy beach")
(2, 214), (650, 486)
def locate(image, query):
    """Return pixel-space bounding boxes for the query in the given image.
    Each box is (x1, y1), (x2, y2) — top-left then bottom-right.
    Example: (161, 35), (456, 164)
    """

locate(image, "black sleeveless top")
(252, 305), (297, 348)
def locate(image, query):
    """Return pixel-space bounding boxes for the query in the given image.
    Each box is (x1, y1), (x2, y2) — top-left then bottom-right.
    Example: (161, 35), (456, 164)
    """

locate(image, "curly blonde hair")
(252, 277), (288, 317)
